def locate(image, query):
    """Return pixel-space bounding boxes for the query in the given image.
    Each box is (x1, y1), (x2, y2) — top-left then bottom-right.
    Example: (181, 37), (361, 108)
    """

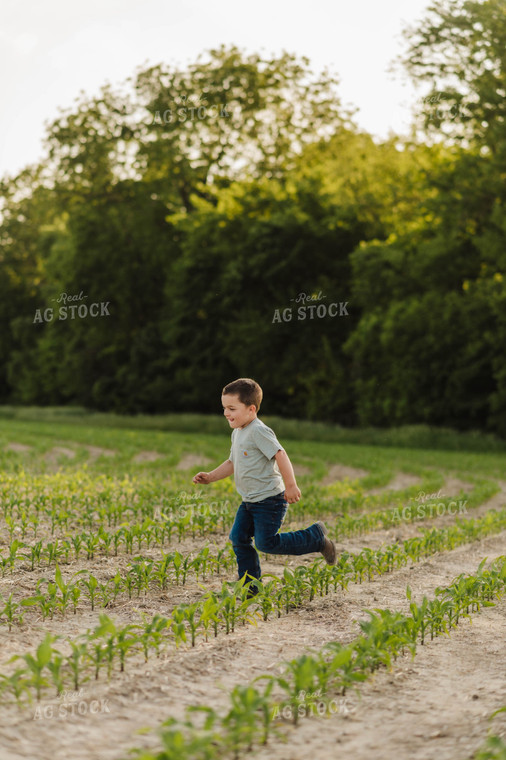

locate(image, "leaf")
(37, 634), (53, 667)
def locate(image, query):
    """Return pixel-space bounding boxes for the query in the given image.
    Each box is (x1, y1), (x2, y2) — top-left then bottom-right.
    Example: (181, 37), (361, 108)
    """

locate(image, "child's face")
(221, 394), (257, 429)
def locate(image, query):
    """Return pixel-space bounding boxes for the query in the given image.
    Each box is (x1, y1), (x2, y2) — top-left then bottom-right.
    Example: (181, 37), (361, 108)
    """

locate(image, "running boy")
(192, 378), (337, 587)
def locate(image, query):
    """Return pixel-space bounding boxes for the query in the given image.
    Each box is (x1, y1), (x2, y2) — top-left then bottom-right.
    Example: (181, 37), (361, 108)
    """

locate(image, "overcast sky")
(0, 0), (434, 179)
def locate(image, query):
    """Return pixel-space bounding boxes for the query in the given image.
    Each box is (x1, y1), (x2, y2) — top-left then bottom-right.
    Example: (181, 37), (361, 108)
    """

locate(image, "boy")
(192, 378), (337, 590)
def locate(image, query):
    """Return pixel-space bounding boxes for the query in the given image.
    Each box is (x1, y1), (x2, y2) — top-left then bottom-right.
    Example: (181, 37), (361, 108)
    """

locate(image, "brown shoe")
(315, 521), (337, 565)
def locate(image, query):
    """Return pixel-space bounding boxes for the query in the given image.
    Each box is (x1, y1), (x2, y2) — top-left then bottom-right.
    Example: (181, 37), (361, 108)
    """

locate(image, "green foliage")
(2, 27), (505, 430)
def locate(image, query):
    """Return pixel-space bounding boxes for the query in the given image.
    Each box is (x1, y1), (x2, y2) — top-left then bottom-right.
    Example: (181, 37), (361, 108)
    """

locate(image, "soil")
(293, 465), (312, 477)
(131, 451), (163, 463)
(367, 472), (421, 495)
(85, 446), (116, 461)
(0, 480), (504, 760)
(44, 447), (77, 472)
(4, 443), (32, 453)
(321, 464), (369, 485)
(176, 454), (213, 470)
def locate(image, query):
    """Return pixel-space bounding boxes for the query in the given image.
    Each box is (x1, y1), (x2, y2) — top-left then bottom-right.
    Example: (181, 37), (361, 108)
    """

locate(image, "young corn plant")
(0, 554), (10, 577)
(122, 525), (135, 554)
(47, 651), (65, 697)
(28, 513), (40, 538)
(255, 577), (280, 621)
(129, 560), (154, 597)
(154, 716), (219, 760)
(113, 529), (123, 556)
(98, 527), (114, 556)
(406, 586), (429, 644)
(199, 595), (221, 641)
(171, 606), (188, 648)
(90, 640), (108, 681)
(322, 641), (369, 696)
(0, 668), (33, 706)
(90, 614), (117, 680)
(97, 580), (114, 608)
(53, 564), (87, 618)
(139, 613), (169, 660)
(218, 579), (252, 634)
(36, 578), (59, 620)
(180, 554), (193, 586)
(0, 593), (25, 631)
(82, 573), (99, 611)
(66, 640), (89, 691)
(51, 539), (65, 566)
(182, 602), (202, 647)
(84, 533), (100, 560)
(71, 534), (83, 561)
(112, 571), (124, 601)
(154, 553), (173, 590)
(7, 539), (25, 573)
(25, 540), (43, 571)
(5, 515), (16, 541)
(265, 654), (322, 726)
(193, 546), (210, 581)
(123, 570), (136, 600)
(215, 546), (233, 575)
(116, 624), (140, 672)
(10, 632), (56, 701)
(221, 684), (274, 757)
(173, 551), (183, 585)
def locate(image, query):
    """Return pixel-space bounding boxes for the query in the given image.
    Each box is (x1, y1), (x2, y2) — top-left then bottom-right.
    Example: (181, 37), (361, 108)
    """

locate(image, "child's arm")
(192, 459), (234, 485)
(274, 449), (301, 503)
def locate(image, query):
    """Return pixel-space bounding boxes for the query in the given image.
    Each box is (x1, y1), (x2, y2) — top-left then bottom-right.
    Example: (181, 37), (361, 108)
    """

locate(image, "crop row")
(0, 471), (234, 535)
(1, 480), (503, 580)
(0, 515), (231, 575)
(299, 480), (495, 539)
(118, 556), (506, 760)
(117, 555), (505, 759)
(0, 546), (236, 625)
(2, 507), (506, 629)
(289, 481), (492, 541)
(2, 508), (506, 703)
(0, 473), (493, 545)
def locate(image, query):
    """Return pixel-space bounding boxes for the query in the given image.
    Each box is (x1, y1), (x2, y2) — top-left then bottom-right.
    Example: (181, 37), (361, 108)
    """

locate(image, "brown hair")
(222, 378), (263, 411)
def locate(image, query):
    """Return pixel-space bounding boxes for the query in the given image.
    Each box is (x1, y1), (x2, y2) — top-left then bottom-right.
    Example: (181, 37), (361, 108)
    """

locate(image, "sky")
(0, 0), (435, 180)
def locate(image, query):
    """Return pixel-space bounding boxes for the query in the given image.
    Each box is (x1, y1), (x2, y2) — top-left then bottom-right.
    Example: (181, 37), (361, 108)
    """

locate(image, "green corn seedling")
(82, 574), (99, 611)
(1, 668), (33, 706)
(182, 603), (201, 647)
(0, 593), (24, 631)
(221, 684), (272, 756)
(199, 595), (220, 641)
(116, 624), (140, 672)
(171, 606), (187, 648)
(67, 640), (89, 691)
(47, 651), (65, 696)
(139, 613), (169, 660)
(10, 632), (55, 701)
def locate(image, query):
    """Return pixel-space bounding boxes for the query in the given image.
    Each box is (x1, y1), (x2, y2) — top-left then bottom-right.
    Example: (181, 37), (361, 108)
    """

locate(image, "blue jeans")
(228, 491), (325, 581)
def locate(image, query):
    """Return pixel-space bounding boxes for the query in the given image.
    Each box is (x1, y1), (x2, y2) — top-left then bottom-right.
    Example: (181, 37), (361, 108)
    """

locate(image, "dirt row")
(0, 478), (502, 668)
(3, 443), (214, 470)
(0, 514), (504, 760)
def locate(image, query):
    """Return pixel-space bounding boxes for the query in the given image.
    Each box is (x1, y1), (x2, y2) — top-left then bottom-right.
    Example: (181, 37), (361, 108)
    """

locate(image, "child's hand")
(285, 484), (301, 503)
(193, 472), (212, 485)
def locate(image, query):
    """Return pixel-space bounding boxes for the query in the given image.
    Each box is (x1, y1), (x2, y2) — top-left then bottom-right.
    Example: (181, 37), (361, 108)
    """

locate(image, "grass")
(1, 414), (506, 482)
(0, 406), (505, 452)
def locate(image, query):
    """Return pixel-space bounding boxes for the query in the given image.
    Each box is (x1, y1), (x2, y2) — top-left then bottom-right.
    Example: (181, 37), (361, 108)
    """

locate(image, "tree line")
(1, 0), (505, 435)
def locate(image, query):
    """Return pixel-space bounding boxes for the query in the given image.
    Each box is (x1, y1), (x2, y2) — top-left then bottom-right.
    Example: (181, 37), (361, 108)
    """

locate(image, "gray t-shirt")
(229, 417), (285, 502)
